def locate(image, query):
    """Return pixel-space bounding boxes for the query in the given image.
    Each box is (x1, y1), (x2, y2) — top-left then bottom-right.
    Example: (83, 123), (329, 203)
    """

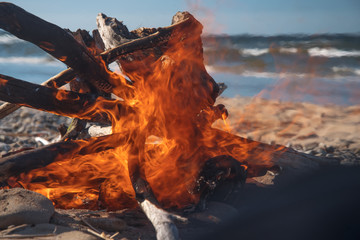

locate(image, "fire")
(6, 13), (275, 210)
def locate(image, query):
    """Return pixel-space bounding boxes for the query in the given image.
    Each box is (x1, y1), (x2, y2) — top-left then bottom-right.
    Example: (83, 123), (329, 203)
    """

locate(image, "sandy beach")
(215, 96), (360, 164)
(1, 97), (360, 164)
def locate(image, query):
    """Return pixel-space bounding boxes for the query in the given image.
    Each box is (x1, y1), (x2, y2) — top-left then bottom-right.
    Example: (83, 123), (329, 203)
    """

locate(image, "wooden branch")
(0, 74), (131, 122)
(0, 134), (128, 182)
(0, 68), (75, 119)
(208, 128), (340, 177)
(98, 11), (219, 116)
(140, 199), (180, 240)
(92, 29), (106, 53)
(98, 12), (199, 63)
(0, 3), (131, 94)
(42, 68), (76, 88)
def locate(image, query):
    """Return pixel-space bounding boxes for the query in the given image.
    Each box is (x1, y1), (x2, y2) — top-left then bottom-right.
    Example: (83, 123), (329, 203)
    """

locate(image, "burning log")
(0, 68), (76, 119)
(0, 133), (128, 183)
(97, 11), (219, 107)
(0, 74), (132, 123)
(208, 129), (340, 176)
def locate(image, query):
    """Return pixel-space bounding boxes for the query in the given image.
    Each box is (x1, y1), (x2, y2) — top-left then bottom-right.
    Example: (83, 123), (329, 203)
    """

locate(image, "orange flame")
(6, 15), (277, 210)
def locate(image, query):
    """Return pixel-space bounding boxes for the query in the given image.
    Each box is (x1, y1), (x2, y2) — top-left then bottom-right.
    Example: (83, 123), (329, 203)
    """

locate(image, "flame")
(39, 41), (55, 52)
(0, 77), (8, 86)
(6, 14), (277, 210)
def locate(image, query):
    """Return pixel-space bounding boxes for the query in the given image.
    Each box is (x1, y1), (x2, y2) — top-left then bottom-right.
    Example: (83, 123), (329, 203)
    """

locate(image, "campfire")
(0, 3), (340, 239)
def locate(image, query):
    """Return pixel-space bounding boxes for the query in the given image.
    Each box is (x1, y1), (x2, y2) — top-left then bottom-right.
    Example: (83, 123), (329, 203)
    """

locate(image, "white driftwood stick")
(139, 199), (180, 240)
(87, 125), (112, 137)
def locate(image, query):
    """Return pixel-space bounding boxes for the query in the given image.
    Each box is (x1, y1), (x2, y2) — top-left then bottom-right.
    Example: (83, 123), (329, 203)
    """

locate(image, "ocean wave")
(241, 48), (268, 56)
(278, 47), (298, 54)
(0, 56), (62, 66)
(308, 48), (360, 58)
(241, 70), (307, 79)
(0, 34), (24, 44)
(215, 46), (360, 58)
(206, 65), (307, 79)
(206, 64), (360, 82)
(332, 67), (360, 76)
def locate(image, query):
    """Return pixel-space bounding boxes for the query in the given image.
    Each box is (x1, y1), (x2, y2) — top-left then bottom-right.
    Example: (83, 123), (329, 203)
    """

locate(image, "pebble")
(0, 105), (70, 153)
(0, 142), (11, 152)
(304, 142), (319, 151)
(0, 188), (55, 229)
(325, 145), (335, 153)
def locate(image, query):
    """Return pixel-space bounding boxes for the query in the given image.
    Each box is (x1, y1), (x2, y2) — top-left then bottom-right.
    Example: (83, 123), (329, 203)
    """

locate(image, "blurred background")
(0, 0), (359, 105)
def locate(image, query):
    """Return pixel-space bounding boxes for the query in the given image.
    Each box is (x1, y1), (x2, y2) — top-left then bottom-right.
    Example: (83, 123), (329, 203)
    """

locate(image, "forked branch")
(0, 68), (76, 119)
(0, 2), (131, 94)
(0, 74), (131, 122)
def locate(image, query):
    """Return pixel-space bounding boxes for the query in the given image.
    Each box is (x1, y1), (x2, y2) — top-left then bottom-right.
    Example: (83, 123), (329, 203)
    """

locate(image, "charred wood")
(0, 133), (128, 183)
(97, 11), (219, 122)
(0, 74), (131, 122)
(0, 68), (76, 119)
(42, 68), (76, 89)
(209, 129), (341, 177)
(193, 155), (247, 210)
(92, 29), (106, 52)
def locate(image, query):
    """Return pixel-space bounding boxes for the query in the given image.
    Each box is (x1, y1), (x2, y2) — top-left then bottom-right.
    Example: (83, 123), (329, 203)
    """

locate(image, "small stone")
(325, 146), (335, 153)
(10, 142), (20, 149)
(318, 142), (326, 149)
(304, 142), (319, 151)
(304, 150), (317, 155)
(318, 148), (327, 156)
(0, 142), (11, 152)
(0, 188), (55, 229)
(0, 135), (13, 144)
(292, 144), (303, 151)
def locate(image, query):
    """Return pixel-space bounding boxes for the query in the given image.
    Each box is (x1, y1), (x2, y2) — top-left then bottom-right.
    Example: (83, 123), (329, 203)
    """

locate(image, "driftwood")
(0, 126), (339, 185)
(0, 74), (131, 122)
(98, 12), (208, 64)
(96, 12), (220, 239)
(0, 68), (75, 119)
(0, 9), (204, 120)
(0, 133), (129, 182)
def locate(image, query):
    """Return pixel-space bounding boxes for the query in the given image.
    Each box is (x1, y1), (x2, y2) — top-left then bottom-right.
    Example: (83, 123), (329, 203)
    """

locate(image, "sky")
(5, 0), (360, 35)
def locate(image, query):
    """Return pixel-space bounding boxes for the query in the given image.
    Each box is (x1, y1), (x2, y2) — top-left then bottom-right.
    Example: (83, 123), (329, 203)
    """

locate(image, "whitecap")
(0, 34), (24, 44)
(332, 66), (360, 76)
(241, 48), (269, 56)
(308, 48), (360, 58)
(279, 47), (298, 54)
(0, 56), (63, 66)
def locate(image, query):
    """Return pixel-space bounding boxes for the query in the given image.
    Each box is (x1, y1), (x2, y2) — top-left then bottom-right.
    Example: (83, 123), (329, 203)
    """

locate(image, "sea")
(1, 30), (359, 106)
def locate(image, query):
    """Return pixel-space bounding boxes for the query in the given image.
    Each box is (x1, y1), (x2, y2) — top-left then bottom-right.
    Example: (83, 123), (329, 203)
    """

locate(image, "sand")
(214, 96), (360, 163)
(1, 97), (359, 163)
